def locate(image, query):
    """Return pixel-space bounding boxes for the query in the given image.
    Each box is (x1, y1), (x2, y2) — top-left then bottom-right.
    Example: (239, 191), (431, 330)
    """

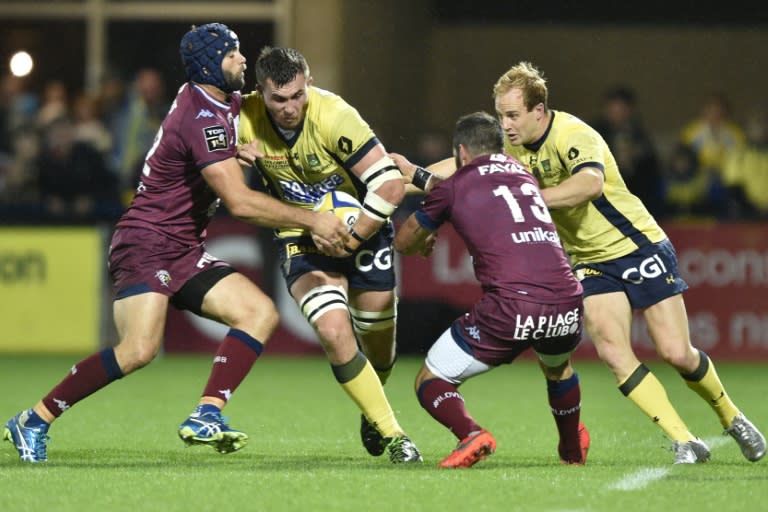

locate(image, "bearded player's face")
(221, 48), (247, 92)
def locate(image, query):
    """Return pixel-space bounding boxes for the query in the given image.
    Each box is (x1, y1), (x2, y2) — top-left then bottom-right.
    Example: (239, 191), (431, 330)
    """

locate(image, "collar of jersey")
(267, 111), (305, 148)
(523, 110), (556, 152)
(191, 83), (231, 110)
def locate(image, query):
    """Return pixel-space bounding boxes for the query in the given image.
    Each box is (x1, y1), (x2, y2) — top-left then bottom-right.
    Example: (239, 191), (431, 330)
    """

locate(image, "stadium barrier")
(0, 226), (104, 353)
(164, 217), (768, 360)
(2, 219), (764, 360)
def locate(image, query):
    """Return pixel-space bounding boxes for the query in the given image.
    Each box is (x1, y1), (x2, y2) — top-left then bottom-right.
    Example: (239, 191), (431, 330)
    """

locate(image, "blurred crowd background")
(1, 0), (767, 225)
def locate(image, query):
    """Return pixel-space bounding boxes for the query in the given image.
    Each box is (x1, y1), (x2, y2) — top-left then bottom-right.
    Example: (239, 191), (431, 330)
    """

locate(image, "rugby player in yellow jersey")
(395, 62), (765, 465)
(236, 47), (421, 463)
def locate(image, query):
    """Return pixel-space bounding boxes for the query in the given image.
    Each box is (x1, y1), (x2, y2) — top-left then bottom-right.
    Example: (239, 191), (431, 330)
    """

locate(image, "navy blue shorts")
(276, 222), (396, 292)
(574, 239), (688, 309)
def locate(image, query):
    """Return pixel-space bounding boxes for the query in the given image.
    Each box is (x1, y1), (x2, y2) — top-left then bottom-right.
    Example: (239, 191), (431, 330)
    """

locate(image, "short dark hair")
(453, 111), (504, 157)
(254, 47), (310, 88)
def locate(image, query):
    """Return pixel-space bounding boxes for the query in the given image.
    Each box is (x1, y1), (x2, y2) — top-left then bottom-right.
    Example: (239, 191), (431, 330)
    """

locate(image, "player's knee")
(251, 299), (280, 334)
(656, 342), (697, 370)
(414, 364), (435, 391)
(539, 357), (572, 380)
(348, 305), (396, 337)
(314, 319), (351, 347)
(298, 284), (350, 338)
(132, 349), (157, 370)
(230, 294), (279, 336)
(593, 336), (628, 363)
(116, 338), (161, 373)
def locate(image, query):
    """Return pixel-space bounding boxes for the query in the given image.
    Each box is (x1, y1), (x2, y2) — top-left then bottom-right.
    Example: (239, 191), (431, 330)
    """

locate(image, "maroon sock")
(547, 373), (582, 458)
(201, 329), (263, 403)
(417, 378), (481, 440)
(42, 348), (124, 418)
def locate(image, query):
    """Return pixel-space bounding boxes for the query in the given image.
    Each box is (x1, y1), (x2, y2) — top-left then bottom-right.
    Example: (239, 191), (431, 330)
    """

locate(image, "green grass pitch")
(0, 354), (765, 511)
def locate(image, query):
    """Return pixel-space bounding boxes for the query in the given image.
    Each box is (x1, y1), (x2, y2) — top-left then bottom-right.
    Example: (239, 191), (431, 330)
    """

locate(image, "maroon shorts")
(108, 226), (231, 298)
(453, 293), (584, 366)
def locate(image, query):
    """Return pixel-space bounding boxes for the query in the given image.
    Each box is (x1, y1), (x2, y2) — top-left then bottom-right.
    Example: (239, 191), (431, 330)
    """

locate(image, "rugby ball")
(313, 190), (361, 227)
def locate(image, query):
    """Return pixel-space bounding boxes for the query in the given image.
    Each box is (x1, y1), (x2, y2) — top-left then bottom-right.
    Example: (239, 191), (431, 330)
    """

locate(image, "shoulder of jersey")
(555, 110), (581, 124)
(559, 110), (594, 131)
(309, 86), (349, 112)
(551, 110), (597, 144)
(241, 91), (264, 111)
(311, 86), (342, 100)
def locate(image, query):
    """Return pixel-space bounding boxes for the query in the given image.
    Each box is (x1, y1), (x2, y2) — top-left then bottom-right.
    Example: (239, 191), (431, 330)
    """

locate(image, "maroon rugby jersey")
(117, 83), (241, 244)
(417, 153), (582, 303)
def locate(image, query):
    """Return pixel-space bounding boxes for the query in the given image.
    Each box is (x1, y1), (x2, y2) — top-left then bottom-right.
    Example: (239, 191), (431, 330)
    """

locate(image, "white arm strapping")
(362, 192), (397, 222)
(359, 155), (403, 192)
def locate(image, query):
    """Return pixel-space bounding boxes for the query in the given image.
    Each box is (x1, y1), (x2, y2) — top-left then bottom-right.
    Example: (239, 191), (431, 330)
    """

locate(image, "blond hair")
(492, 61), (548, 111)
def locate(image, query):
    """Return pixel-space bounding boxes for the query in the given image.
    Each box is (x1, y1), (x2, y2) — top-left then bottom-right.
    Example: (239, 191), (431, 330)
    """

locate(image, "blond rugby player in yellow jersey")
(394, 62), (765, 465)
(236, 47), (421, 463)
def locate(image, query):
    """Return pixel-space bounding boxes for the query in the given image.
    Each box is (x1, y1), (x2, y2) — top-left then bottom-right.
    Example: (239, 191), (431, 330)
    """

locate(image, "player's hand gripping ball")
(313, 190), (361, 228)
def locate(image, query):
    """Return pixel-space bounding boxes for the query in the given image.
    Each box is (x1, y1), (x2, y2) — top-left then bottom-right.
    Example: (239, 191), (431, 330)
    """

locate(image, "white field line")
(702, 435), (730, 449)
(607, 436), (729, 491)
(608, 467), (671, 490)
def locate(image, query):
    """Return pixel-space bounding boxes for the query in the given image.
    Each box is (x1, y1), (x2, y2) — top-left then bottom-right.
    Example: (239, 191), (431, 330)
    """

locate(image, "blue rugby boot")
(4, 410), (50, 463)
(178, 406), (248, 454)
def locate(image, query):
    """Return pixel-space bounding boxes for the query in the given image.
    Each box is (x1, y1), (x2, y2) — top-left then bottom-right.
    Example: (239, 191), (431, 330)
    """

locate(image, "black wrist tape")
(348, 227), (367, 243)
(412, 166), (433, 191)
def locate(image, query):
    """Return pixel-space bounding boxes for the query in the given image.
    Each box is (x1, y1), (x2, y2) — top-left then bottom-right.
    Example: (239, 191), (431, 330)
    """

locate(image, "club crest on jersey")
(465, 325), (481, 341)
(307, 153), (321, 168)
(203, 125), (229, 151)
(155, 269), (172, 287)
(337, 136), (352, 153)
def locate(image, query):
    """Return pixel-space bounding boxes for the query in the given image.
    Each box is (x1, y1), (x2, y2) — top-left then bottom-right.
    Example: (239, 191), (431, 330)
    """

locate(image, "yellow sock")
(332, 351), (402, 437)
(681, 350), (740, 428)
(619, 364), (694, 442)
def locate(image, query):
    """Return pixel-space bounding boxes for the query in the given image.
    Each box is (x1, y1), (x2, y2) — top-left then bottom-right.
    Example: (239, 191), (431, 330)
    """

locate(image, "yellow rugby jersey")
(504, 110), (666, 264)
(239, 86), (378, 238)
